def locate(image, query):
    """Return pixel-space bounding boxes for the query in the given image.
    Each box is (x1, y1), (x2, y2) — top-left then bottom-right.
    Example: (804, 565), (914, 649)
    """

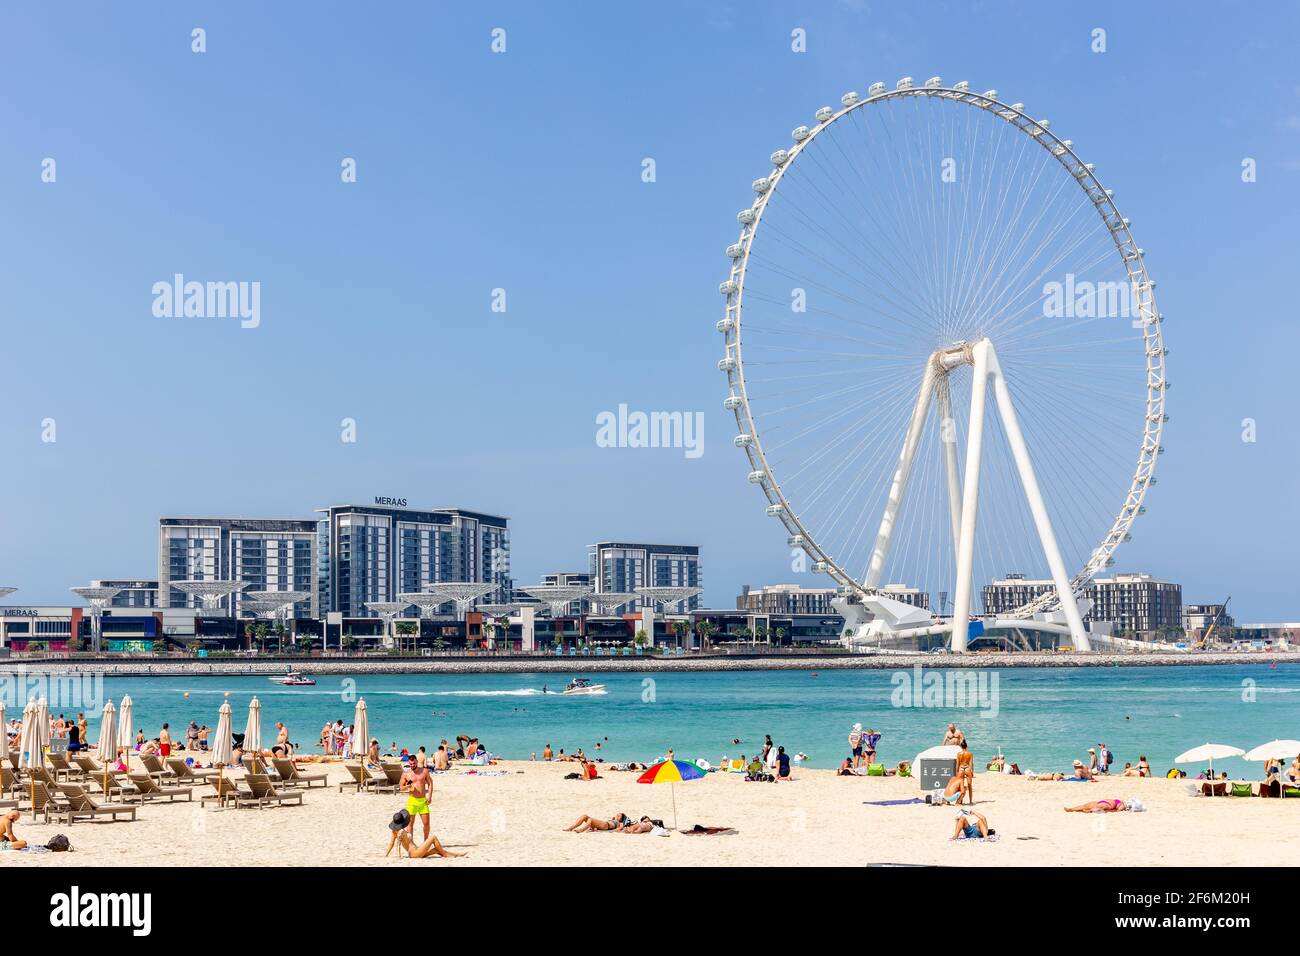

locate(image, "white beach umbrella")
(35, 697), (49, 753)
(1242, 740), (1300, 798)
(1174, 742), (1244, 783)
(353, 698), (368, 763)
(117, 695), (133, 772)
(18, 701), (40, 814)
(1242, 740), (1300, 761)
(17, 701), (39, 769)
(211, 700), (233, 802)
(243, 697), (263, 771)
(96, 700), (117, 794)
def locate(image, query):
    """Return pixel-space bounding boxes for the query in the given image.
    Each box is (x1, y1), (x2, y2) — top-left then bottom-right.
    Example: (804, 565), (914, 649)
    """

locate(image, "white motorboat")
(561, 678), (606, 696)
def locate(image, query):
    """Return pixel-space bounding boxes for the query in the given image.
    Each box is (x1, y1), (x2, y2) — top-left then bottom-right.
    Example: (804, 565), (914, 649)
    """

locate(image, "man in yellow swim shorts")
(400, 759), (433, 840)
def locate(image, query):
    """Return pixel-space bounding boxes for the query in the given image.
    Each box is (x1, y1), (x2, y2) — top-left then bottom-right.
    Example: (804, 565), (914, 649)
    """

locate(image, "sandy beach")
(6, 759), (1299, 867)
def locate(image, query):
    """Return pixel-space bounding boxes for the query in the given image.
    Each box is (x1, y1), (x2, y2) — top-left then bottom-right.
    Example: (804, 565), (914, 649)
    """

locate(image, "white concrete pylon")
(949, 339), (1090, 652)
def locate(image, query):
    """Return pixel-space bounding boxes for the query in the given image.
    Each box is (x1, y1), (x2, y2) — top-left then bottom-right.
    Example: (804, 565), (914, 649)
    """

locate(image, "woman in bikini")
(1064, 798), (1127, 813)
(956, 740), (974, 804)
(384, 811), (465, 859)
(563, 812), (628, 833)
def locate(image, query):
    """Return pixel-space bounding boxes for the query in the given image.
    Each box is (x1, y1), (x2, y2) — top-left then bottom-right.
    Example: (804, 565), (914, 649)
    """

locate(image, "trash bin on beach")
(918, 758), (956, 792)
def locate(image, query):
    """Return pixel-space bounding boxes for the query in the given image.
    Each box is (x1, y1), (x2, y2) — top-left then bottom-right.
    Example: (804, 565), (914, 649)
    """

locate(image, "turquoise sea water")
(60, 664), (1300, 778)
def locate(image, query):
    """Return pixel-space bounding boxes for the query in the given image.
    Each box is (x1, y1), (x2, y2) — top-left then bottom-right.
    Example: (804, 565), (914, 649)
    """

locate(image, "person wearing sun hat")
(384, 810), (465, 860)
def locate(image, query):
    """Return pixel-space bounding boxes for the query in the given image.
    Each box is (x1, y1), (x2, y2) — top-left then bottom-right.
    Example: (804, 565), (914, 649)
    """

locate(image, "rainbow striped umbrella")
(637, 759), (706, 830)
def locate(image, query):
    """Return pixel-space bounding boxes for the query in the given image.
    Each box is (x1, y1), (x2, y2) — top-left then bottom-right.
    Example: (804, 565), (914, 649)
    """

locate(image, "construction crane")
(1197, 596), (1231, 649)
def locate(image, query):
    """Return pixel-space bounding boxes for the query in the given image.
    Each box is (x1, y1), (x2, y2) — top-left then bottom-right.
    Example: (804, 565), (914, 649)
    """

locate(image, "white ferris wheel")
(718, 77), (1168, 652)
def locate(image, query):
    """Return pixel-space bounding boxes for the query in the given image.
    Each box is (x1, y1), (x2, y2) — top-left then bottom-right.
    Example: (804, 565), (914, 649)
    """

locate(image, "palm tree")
(244, 621), (254, 651)
(273, 621), (286, 653)
(672, 619), (688, 652)
(395, 621), (418, 654)
(255, 622), (270, 654)
(696, 616), (717, 655)
(774, 626), (787, 646)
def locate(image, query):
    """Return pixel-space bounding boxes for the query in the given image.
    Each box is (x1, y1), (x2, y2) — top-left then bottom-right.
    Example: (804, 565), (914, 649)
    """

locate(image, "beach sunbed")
(25, 779), (75, 823)
(127, 773), (194, 803)
(199, 773), (256, 809)
(243, 773), (305, 809)
(377, 762), (406, 786)
(0, 766), (22, 797)
(84, 771), (134, 800)
(338, 762), (397, 794)
(139, 754), (179, 783)
(48, 752), (84, 781)
(272, 758), (328, 789)
(75, 755), (110, 777)
(166, 757), (219, 785)
(1230, 782), (1255, 797)
(54, 783), (139, 823)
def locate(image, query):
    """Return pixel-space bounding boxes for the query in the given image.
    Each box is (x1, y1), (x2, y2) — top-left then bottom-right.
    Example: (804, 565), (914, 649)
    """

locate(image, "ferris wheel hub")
(933, 342), (975, 371)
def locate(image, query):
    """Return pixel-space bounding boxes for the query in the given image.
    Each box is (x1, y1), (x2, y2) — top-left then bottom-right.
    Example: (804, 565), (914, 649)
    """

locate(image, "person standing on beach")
(956, 740), (974, 805)
(543, 743), (553, 761)
(864, 728), (881, 768)
(943, 723), (962, 746)
(400, 760), (434, 841)
(1098, 742), (1112, 774)
(849, 724), (864, 768)
(159, 723), (172, 758)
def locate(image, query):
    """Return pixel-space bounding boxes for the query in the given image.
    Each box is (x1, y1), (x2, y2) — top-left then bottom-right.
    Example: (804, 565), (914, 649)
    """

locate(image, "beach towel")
(863, 798), (927, 806)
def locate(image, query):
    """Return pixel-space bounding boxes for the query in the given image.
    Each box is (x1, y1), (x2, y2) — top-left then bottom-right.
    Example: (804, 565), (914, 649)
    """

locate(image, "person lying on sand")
(620, 815), (662, 834)
(951, 809), (992, 840)
(0, 810), (27, 850)
(564, 812), (628, 833)
(384, 811), (465, 859)
(1064, 798), (1143, 813)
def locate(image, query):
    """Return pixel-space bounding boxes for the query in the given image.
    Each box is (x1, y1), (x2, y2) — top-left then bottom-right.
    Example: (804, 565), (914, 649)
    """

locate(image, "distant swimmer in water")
(543, 685), (548, 694)
(732, 738), (741, 745)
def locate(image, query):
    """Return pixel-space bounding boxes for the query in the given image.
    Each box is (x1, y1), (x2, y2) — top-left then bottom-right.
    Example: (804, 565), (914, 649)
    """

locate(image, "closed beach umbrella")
(243, 697), (262, 771)
(637, 759), (706, 830)
(1174, 742), (1243, 783)
(35, 697), (49, 755)
(0, 700), (6, 758)
(117, 695), (133, 772)
(18, 701), (40, 813)
(96, 700), (118, 795)
(211, 700), (233, 802)
(352, 698), (368, 763)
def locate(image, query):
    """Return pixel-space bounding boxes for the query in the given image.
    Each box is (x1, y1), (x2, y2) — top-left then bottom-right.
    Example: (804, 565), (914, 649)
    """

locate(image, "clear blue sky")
(0, 2), (1297, 620)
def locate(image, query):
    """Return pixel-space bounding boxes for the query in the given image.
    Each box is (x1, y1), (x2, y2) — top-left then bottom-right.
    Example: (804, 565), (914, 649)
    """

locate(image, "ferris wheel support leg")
(986, 345), (1092, 652)
(950, 343), (991, 653)
(864, 362), (937, 590)
(935, 377), (963, 562)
